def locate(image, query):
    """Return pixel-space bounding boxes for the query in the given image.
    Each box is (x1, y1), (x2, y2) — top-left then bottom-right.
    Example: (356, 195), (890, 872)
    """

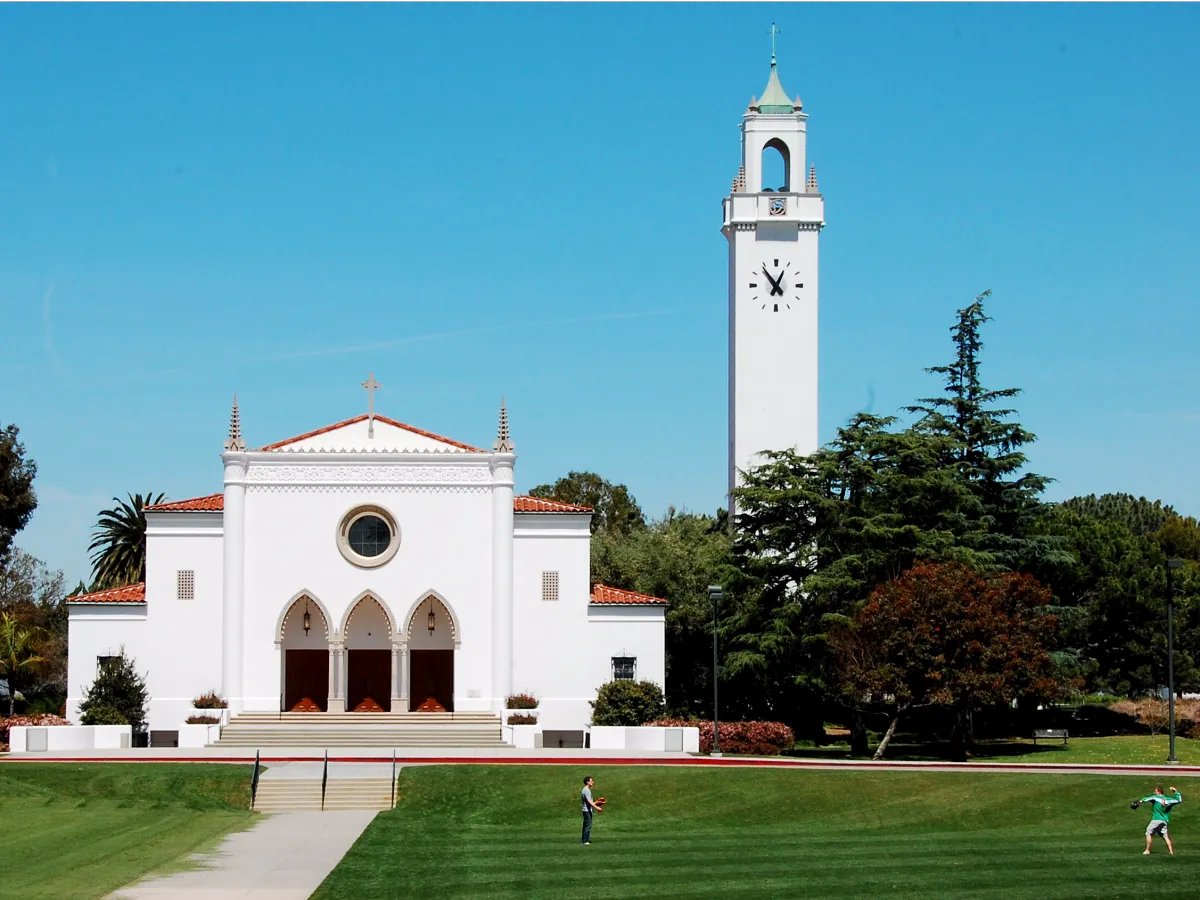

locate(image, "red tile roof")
(513, 495), (593, 513)
(259, 414), (484, 453)
(590, 584), (667, 606)
(150, 493), (593, 515)
(146, 494), (224, 512)
(67, 582), (146, 604)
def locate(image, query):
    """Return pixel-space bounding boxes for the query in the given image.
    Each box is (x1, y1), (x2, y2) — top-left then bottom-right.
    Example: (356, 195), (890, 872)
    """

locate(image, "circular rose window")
(337, 506), (400, 568)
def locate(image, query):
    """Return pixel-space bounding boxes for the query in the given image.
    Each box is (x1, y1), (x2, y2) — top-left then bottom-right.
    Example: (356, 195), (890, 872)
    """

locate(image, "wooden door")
(409, 649), (454, 712)
(347, 649), (392, 712)
(285, 649), (329, 712)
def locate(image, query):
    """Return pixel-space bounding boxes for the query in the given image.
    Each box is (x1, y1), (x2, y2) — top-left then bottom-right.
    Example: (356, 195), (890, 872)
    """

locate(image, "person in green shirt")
(1133, 785), (1182, 855)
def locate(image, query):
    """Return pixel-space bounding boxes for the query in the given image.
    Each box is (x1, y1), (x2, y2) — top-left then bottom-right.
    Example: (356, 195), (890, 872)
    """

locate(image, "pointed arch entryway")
(404, 591), (458, 712)
(342, 591), (396, 712)
(277, 592), (332, 712)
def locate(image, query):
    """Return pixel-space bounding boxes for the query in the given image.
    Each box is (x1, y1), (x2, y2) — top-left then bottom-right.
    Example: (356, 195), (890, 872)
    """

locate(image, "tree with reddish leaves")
(831, 562), (1060, 761)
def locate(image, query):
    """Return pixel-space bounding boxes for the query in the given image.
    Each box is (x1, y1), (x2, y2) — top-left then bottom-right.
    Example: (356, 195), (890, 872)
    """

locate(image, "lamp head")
(708, 585), (723, 602)
(1168, 558), (1184, 571)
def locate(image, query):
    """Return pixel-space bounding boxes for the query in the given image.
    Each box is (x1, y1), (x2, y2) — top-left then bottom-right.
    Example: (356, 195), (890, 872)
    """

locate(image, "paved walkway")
(109, 811), (376, 900)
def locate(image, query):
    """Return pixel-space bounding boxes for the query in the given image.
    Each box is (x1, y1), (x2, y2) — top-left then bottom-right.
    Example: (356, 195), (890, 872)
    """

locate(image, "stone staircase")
(213, 711), (508, 748)
(253, 776), (396, 813)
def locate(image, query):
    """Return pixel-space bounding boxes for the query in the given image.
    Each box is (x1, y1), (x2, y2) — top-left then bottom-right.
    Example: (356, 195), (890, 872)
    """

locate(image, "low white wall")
(9, 725), (132, 752)
(178, 723), (221, 748)
(501, 724), (538, 749)
(589, 726), (699, 752)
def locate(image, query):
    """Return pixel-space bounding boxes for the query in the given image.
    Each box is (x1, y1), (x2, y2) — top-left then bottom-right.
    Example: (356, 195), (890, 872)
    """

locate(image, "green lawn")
(315, 765), (1200, 900)
(787, 734), (1200, 765)
(0, 764), (255, 900)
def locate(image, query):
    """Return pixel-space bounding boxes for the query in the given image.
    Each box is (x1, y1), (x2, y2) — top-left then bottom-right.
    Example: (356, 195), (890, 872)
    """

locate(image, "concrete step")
(253, 777), (395, 812)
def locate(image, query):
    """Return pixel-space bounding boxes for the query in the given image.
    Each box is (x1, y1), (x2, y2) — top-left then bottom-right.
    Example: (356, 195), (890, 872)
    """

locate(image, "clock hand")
(762, 266), (784, 296)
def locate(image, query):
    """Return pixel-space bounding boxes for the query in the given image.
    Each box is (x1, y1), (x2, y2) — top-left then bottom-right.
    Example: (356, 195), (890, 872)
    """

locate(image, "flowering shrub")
(193, 691), (228, 709)
(505, 693), (539, 710)
(507, 713), (538, 725)
(0, 714), (71, 744)
(647, 718), (795, 755)
(1108, 698), (1200, 738)
(186, 714), (220, 725)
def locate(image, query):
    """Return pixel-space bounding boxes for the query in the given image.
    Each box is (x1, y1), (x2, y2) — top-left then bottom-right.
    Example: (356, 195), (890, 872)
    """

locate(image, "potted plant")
(504, 693), (538, 725)
(190, 691), (230, 725)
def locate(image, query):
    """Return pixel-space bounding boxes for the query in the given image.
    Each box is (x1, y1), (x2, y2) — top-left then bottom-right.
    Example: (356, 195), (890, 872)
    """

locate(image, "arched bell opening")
(280, 594), (331, 712)
(761, 138), (791, 192)
(406, 593), (456, 712)
(343, 593), (394, 712)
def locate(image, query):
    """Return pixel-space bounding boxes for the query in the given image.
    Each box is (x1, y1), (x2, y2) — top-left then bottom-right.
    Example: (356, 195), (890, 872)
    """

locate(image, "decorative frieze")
(246, 463), (493, 490)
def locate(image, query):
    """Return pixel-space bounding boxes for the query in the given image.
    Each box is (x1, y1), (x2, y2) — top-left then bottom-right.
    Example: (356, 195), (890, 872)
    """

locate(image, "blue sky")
(2, 3), (1198, 587)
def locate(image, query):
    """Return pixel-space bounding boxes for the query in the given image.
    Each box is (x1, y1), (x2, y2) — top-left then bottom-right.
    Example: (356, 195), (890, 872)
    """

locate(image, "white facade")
(726, 56), (823, 507)
(66, 404), (666, 735)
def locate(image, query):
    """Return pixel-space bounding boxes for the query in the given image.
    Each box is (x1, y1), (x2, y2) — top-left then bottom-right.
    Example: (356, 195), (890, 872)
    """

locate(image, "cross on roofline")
(361, 372), (381, 438)
(770, 23), (780, 63)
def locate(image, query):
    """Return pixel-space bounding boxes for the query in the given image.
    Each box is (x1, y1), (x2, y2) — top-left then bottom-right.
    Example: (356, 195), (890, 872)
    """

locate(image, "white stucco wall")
(67, 510), (223, 732)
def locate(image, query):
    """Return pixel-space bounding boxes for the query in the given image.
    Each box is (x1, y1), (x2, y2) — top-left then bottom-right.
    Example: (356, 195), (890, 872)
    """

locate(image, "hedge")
(648, 718), (795, 755)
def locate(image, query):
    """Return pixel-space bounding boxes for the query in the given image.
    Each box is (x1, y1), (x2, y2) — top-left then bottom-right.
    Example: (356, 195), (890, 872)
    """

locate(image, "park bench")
(1033, 728), (1068, 746)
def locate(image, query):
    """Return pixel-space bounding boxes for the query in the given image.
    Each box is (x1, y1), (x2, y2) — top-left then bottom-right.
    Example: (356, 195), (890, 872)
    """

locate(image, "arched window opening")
(761, 139), (790, 192)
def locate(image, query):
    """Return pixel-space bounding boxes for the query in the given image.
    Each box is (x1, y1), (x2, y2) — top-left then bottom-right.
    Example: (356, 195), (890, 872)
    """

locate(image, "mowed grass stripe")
(313, 765), (1200, 900)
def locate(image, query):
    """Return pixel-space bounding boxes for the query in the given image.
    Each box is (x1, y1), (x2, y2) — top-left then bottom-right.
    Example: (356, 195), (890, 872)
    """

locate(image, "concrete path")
(109, 810), (376, 900)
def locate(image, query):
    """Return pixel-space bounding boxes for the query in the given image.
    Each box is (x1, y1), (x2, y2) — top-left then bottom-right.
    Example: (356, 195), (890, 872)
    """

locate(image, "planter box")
(589, 726), (700, 753)
(178, 723), (221, 748)
(189, 707), (230, 725)
(501, 724), (539, 749)
(503, 710), (539, 726)
(9, 725), (132, 752)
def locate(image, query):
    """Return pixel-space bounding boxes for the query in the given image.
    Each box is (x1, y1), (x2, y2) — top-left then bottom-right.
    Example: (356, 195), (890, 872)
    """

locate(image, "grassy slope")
(0, 764), (254, 900)
(788, 735), (1200, 765)
(316, 765), (1200, 900)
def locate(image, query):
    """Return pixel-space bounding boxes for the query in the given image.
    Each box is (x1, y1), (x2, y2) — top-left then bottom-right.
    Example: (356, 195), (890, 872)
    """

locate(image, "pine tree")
(907, 291), (1050, 568)
(78, 649), (149, 733)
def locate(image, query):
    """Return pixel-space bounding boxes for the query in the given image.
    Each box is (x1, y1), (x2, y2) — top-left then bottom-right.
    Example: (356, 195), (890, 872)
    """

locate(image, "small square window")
(541, 571), (559, 602)
(177, 570), (195, 601)
(97, 655), (118, 674)
(612, 656), (636, 681)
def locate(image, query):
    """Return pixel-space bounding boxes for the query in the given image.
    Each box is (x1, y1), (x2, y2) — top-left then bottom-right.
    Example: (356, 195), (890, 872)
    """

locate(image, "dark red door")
(348, 649), (392, 712)
(285, 649), (329, 712)
(409, 650), (454, 712)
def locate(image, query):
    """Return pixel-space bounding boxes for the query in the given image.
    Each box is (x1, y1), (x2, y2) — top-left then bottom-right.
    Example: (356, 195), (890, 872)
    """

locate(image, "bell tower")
(724, 41), (824, 511)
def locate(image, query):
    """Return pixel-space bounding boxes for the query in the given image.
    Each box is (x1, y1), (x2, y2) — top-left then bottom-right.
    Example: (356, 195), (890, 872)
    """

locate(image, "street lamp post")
(708, 585), (723, 758)
(1167, 558), (1184, 765)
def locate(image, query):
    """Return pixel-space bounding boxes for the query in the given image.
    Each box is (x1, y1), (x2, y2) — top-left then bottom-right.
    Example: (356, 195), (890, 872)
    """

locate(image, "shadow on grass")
(781, 740), (1069, 762)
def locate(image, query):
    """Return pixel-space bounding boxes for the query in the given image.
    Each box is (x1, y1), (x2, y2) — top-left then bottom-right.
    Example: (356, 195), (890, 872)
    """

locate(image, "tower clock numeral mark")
(773, 259), (779, 266)
(749, 283), (757, 288)
(795, 283), (804, 289)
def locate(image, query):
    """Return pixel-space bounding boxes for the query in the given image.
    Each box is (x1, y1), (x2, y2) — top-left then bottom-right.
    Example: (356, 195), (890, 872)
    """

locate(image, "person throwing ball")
(581, 776), (604, 845)
(1132, 785), (1183, 855)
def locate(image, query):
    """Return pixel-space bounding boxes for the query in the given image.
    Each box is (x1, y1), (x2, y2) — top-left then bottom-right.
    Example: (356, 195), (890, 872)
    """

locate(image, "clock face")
(748, 258), (805, 312)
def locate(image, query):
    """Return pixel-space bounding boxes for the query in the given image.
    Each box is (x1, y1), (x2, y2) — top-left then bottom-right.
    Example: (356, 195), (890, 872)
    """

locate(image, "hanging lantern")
(303, 601), (312, 636)
(427, 599), (436, 636)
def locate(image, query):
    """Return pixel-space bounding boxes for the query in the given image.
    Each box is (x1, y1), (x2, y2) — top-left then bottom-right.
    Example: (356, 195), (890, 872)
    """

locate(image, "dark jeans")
(581, 809), (593, 843)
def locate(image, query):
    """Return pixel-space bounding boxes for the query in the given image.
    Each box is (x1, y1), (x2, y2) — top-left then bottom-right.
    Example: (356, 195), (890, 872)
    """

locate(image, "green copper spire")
(757, 23), (797, 114)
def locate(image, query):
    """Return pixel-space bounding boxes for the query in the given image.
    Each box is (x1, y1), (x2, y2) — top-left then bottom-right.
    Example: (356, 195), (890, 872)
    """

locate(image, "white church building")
(66, 394), (666, 735)
(64, 47), (821, 742)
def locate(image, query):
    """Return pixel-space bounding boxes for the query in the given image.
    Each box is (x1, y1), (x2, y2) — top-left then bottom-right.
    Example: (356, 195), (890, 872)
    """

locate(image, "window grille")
(97, 655), (118, 674)
(612, 656), (636, 681)
(541, 571), (559, 602)
(177, 570), (195, 601)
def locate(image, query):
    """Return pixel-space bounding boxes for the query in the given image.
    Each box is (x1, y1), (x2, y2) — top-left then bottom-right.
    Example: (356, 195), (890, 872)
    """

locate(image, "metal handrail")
(390, 749), (397, 809)
(279, 693), (283, 722)
(321, 749), (328, 811)
(249, 750), (261, 811)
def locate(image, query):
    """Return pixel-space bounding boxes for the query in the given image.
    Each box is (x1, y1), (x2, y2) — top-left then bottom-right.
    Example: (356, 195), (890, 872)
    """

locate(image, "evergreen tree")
(78, 649), (149, 733)
(907, 291), (1050, 568)
(0, 423), (38, 566)
(1060, 493), (1176, 538)
(529, 472), (645, 537)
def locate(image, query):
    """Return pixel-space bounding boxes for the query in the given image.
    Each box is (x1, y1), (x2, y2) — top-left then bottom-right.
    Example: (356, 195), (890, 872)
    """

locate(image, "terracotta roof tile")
(68, 582), (146, 604)
(259, 414), (484, 453)
(513, 495), (593, 514)
(146, 494), (224, 512)
(590, 584), (667, 606)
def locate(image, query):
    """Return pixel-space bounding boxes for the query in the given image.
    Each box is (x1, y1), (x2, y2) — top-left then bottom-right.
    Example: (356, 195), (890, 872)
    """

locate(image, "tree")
(907, 291), (1051, 569)
(831, 562), (1059, 761)
(589, 508), (732, 716)
(78, 650), (149, 733)
(0, 423), (37, 566)
(591, 680), (666, 726)
(529, 472), (645, 537)
(88, 492), (165, 589)
(0, 550), (67, 706)
(1059, 493), (1176, 538)
(0, 612), (47, 716)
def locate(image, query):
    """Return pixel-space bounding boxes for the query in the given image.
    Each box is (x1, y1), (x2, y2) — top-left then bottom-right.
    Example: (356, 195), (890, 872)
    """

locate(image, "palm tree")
(88, 492), (165, 589)
(0, 612), (46, 716)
